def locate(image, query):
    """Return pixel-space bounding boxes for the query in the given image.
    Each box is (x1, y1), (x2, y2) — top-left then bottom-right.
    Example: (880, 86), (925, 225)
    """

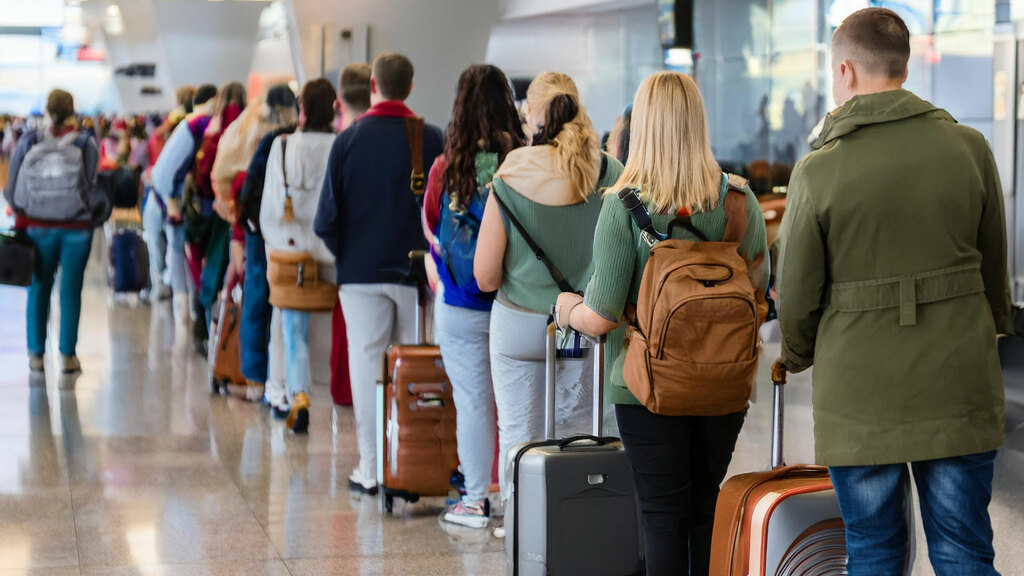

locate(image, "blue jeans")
(166, 223), (187, 294)
(281, 309), (311, 397)
(240, 232), (270, 383)
(829, 451), (1000, 576)
(142, 187), (167, 289)
(25, 227), (94, 357)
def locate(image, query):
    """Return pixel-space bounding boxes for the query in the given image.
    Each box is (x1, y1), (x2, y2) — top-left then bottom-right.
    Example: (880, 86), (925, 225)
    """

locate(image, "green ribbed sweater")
(584, 174), (770, 405)
(492, 153), (624, 314)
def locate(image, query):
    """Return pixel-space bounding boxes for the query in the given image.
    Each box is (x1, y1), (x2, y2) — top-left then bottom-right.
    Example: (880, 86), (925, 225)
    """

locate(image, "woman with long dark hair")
(421, 64), (525, 528)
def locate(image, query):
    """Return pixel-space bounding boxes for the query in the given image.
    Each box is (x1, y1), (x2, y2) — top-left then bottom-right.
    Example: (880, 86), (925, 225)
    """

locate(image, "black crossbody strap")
(492, 190), (576, 294)
(617, 187), (664, 247)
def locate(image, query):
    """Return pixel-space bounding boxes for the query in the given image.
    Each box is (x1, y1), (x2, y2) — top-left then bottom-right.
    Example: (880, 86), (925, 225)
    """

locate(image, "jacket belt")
(828, 264), (984, 326)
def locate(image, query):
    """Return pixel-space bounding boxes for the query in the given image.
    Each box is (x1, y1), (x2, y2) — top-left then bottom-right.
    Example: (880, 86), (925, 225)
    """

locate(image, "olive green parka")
(777, 89), (1013, 466)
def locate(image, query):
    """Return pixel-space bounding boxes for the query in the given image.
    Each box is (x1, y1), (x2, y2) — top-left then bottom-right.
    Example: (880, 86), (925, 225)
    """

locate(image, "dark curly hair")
(444, 65), (526, 207)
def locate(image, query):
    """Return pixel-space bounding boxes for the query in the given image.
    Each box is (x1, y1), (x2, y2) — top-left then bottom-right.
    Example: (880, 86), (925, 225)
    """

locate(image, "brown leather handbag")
(267, 250), (337, 311)
(265, 136), (337, 312)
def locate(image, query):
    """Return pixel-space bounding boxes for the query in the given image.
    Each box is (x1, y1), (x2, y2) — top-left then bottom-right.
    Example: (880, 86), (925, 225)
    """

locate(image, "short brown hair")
(339, 63), (371, 112)
(46, 89), (75, 126)
(301, 78), (337, 131)
(833, 8), (910, 79)
(372, 52), (414, 101)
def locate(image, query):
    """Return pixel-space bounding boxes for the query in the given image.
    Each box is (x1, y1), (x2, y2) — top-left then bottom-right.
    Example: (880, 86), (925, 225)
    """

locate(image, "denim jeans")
(166, 223), (188, 295)
(829, 451), (1000, 576)
(281, 309), (311, 397)
(25, 227), (94, 357)
(434, 299), (495, 502)
(198, 215), (231, 321)
(615, 404), (746, 576)
(240, 232), (270, 383)
(141, 187), (167, 289)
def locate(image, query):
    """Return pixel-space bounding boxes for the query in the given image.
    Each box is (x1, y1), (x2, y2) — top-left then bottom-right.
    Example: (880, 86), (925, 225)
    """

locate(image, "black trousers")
(615, 404), (746, 576)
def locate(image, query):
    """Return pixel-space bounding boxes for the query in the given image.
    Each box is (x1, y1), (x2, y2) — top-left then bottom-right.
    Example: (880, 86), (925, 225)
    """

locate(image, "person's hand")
(230, 239), (245, 277)
(555, 292), (584, 330)
(213, 197), (236, 223)
(424, 252), (440, 294)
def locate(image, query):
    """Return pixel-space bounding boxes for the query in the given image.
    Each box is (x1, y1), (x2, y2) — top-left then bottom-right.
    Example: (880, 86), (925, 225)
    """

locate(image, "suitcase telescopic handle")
(545, 321), (606, 440)
(770, 359), (788, 469)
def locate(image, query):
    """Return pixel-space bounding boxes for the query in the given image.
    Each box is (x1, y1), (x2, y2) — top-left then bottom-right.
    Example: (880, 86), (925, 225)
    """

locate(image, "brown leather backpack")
(618, 175), (766, 416)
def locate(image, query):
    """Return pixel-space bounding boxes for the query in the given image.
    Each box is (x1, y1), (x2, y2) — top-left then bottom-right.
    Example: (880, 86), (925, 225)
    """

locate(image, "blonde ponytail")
(527, 72), (600, 202)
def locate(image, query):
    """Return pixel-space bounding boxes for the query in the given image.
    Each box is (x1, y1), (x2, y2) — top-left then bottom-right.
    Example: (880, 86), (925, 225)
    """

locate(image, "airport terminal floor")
(0, 239), (1021, 576)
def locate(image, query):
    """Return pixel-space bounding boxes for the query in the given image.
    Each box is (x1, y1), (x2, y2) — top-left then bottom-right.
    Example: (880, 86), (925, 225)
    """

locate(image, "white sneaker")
(492, 519), (506, 539)
(443, 498), (489, 529)
(347, 468), (378, 495)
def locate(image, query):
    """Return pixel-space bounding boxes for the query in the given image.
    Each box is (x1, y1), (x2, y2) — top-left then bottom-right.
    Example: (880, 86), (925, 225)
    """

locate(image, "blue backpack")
(435, 184), (494, 310)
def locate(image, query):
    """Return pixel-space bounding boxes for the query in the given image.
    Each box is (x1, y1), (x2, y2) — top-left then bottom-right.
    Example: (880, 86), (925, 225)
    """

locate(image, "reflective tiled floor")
(0, 246), (1021, 575)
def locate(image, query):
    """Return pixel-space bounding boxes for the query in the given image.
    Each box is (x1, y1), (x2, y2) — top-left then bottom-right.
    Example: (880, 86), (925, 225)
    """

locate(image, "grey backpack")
(11, 131), (92, 223)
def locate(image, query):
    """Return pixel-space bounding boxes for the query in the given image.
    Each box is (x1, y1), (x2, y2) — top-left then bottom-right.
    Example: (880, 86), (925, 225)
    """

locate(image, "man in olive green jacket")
(777, 8), (1013, 576)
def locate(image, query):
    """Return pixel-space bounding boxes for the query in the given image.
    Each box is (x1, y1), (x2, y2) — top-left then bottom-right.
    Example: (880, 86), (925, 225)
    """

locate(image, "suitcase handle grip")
(556, 434), (613, 450)
(407, 381), (447, 395)
(771, 359), (788, 468)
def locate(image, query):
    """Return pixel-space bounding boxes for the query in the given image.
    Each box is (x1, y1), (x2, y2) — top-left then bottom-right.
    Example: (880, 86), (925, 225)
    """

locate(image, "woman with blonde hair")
(553, 71), (768, 575)
(474, 71), (623, 513)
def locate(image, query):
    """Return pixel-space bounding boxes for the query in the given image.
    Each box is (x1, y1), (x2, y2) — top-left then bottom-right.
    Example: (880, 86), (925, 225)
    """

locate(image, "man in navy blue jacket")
(314, 52), (443, 494)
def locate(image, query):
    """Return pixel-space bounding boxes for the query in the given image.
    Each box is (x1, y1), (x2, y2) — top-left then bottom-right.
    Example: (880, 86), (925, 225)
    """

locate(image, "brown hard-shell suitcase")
(209, 293), (248, 395)
(709, 363), (847, 576)
(376, 251), (459, 512)
(378, 343), (459, 511)
(709, 363), (916, 576)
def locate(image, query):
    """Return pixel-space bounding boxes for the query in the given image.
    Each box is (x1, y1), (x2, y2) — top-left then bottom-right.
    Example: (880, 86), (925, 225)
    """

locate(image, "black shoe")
(289, 408), (309, 434)
(272, 405), (291, 420)
(193, 338), (208, 359)
(347, 477), (379, 496)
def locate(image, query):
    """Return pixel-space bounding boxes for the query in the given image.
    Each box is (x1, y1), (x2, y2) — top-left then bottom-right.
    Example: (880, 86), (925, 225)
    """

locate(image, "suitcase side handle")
(770, 359), (788, 469)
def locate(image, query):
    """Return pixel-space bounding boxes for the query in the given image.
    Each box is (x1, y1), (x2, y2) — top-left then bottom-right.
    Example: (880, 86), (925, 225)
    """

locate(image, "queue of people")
(0, 7), (1016, 576)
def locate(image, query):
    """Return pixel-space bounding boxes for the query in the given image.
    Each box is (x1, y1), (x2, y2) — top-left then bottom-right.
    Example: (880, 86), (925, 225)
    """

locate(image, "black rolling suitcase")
(506, 322), (644, 576)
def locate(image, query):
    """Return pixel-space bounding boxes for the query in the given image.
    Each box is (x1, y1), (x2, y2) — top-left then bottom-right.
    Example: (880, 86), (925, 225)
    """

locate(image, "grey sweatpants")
(434, 298), (496, 502)
(339, 283), (418, 484)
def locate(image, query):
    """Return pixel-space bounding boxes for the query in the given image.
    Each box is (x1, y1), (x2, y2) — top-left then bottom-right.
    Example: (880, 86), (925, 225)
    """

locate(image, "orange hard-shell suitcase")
(709, 363), (847, 576)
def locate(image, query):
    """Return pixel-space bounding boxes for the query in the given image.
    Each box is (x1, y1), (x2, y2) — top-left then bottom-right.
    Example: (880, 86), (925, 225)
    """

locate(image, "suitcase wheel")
(383, 494), (394, 514)
(211, 377), (227, 396)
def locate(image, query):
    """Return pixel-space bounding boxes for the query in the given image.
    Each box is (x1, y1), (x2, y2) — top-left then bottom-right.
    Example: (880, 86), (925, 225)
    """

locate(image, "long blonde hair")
(526, 72), (600, 202)
(613, 72), (721, 214)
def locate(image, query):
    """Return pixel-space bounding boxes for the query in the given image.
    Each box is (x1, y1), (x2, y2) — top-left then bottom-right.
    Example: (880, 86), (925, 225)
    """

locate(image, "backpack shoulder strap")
(616, 187), (664, 247)
(405, 117), (425, 198)
(722, 173), (749, 244)
(492, 188), (576, 294)
(280, 135), (289, 193)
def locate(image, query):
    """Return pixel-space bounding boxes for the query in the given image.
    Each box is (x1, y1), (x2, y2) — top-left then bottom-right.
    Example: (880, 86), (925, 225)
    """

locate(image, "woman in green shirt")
(474, 71), (624, 510)
(555, 72), (769, 575)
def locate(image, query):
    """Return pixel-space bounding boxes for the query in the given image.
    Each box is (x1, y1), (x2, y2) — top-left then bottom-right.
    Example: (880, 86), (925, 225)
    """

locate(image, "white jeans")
(434, 299), (495, 502)
(489, 299), (593, 500)
(339, 283), (418, 484)
(265, 307), (287, 407)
